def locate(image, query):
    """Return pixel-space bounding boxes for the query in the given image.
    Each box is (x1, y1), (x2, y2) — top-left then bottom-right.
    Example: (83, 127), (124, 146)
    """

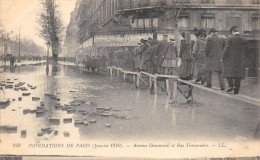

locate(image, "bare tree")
(37, 0), (64, 62)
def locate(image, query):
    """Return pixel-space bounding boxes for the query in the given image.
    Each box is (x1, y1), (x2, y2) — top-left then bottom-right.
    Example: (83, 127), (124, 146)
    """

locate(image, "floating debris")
(14, 88), (19, 91)
(78, 109), (85, 113)
(0, 125), (17, 133)
(82, 111), (88, 115)
(18, 97), (22, 101)
(37, 132), (43, 137)
(21, 130), (26, 138)
(89, 119), (97, 123)
(63, 118), (72, 123)
(22, 92), (31, 96)
(6, 81), (14, 84)
(32, 97), (40, 101)
(23, 109), (31, 115)
(11, 109), (15, 111)
(49, 119), (60, 125)
(63, 131), (70, 137)
(37, 106), (44, 110)
(67, 109), (76, 114)
(40, 102), (44, 106)
(83, 122), (89, 126)
(70, 102), (80, 106)
(5, 85), (13, 89)
(74, 121), (84, 125)
(105, 123), (111, 128)
(12, 98), (15, 101)
(62, 107), (70, 111)
(36, 111), (44, 117)
(69, 90), (75, 92)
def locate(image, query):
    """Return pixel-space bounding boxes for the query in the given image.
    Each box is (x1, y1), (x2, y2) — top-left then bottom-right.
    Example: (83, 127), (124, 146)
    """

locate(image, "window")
(226, 14), (242, 30)
(253, 0), (260, 4)
(201, 14), (215, 28)
(178, 17), (189, 28)
(201, 0), (214, 3)
(226, 0), (242, 4)
(130, 18), (159, 29)
(176, 0), (189, 3)
(138, 19), (144, 28)
(144, 18), (151, 29)
(252, 16), (260, 30)
(152, 18), (158, 28)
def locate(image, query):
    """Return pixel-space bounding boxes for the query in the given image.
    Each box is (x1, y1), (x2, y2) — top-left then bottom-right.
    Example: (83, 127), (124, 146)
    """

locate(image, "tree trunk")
(52, 43), (58, 72)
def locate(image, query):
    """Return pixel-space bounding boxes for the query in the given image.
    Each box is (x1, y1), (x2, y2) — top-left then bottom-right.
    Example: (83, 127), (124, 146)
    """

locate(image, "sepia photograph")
(0, 0), (260, 159)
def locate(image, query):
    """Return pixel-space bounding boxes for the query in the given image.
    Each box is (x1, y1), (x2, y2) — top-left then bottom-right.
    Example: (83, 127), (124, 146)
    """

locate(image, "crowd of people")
(84, 25), (247, 95)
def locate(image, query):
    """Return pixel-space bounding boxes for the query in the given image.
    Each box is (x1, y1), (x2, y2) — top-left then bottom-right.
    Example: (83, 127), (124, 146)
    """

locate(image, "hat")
(140, 39), (145, 43)
(229, 26), (239, 33)
(209, 28), (218, 34)
(137, 43), (142, 45)
(170, 39), (175, 41)
(148, 37), (153, 40)
(163, 34), (168, 37)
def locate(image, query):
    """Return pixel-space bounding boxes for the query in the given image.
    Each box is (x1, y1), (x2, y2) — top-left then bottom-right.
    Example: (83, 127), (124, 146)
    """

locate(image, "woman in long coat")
(192, 30), (207, 84)
(179, 32), (193, 80)
(133, 44), (142, 71)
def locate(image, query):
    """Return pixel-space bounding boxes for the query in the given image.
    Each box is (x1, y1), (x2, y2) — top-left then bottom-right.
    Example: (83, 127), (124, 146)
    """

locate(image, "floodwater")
(0, 64), (260, 147)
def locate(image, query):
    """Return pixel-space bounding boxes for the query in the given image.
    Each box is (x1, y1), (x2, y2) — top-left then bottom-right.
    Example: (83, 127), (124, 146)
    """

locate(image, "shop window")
(201, 0), (214, 3)
(176, 0), (189, 3)
(201, 14), (215, 28)
(252, 16), (260, 30)
(226, 0), (242, 4)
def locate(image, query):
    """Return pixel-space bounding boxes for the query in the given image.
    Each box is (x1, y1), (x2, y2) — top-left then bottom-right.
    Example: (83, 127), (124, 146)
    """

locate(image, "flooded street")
(1, 64), (260, 153)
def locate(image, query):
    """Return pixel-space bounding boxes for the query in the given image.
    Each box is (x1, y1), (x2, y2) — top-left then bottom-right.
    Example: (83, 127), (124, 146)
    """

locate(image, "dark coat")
(155, 40), (168, 66)
(222, 34), (247, 78)
(179, 40), (192, 61)
(204, 34), (225, 72)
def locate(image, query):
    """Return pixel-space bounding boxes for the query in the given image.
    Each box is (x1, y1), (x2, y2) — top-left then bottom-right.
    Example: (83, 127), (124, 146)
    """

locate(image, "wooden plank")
(155, 74), (178, 79)
(140, 71), (157, 78)
(177, 79), (260, 106)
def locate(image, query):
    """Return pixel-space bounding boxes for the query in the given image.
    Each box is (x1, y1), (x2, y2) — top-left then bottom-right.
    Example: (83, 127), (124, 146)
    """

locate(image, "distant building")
(65, 0), (260, 76)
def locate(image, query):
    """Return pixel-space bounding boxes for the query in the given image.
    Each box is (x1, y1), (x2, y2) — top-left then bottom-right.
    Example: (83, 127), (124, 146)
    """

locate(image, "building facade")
(65, 0), (260, 75)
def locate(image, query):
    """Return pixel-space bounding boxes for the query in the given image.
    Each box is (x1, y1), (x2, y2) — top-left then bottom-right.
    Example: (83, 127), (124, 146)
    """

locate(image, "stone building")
(65, 0), (260, 76)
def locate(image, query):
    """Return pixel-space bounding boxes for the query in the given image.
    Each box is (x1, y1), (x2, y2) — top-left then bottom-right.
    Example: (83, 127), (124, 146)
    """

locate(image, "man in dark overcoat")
(222, 26), (247, 94)
(204, 28), (225, 90)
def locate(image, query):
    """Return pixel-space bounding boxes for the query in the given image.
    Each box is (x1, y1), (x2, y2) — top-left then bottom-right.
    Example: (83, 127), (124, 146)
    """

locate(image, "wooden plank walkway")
(109, 66), (260, 107)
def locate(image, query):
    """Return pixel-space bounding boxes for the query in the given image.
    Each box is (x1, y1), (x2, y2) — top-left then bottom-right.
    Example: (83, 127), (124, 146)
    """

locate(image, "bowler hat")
(229, 26), (239, 33)
(209, 28), (218, 34)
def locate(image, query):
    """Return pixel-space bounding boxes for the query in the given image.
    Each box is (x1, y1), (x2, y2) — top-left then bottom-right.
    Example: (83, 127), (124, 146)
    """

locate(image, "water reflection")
(1, 64), (259, 144)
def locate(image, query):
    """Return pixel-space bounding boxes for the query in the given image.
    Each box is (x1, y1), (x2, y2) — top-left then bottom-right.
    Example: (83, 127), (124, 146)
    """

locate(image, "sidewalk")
(0, 60), (46, 68)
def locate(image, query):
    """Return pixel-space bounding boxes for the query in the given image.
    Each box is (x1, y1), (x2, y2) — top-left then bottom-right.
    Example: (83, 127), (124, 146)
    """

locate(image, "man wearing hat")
(204, 28), (226, 90)
(222, 26), (247, 94)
